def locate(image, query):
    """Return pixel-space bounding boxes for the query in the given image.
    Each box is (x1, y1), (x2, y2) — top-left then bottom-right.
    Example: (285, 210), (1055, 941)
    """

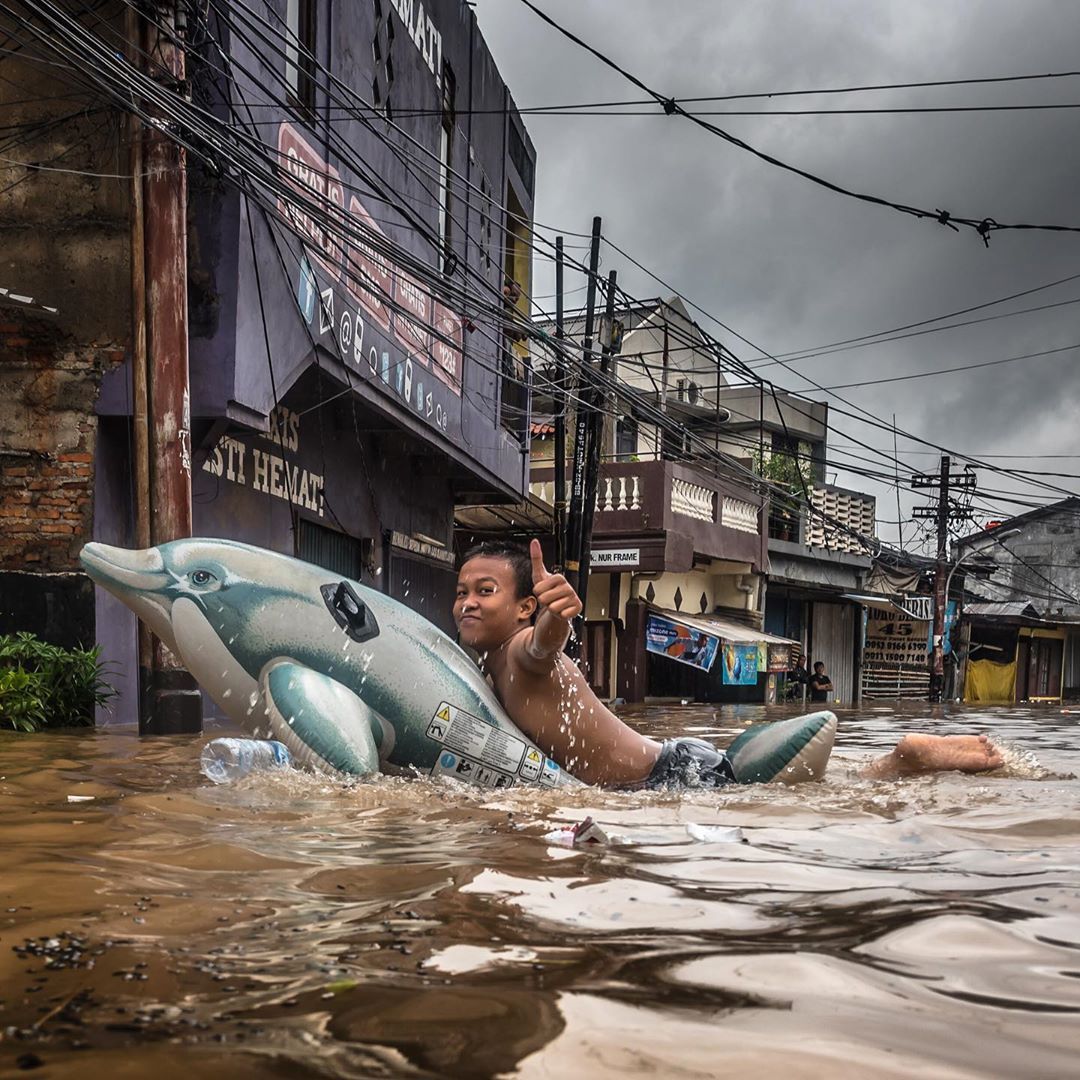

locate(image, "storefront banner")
(863, 607), (929, 669)
(722, 643), (760, 685)
(646, 614), (720, 672)
(767, 643), (792, 673)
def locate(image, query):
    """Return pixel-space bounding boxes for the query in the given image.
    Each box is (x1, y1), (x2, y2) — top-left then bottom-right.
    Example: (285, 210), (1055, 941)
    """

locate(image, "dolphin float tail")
(259, 661), (382, 779)
(726, 711), (838, 785)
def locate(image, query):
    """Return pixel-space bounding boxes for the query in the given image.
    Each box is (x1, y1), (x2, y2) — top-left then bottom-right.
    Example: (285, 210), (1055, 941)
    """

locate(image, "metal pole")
(565, 216), (601, 595)
(930, 454), (950, 703)
(142, 1), (201, 734)
(553, 236), (567, 569)
(575, 268), (618, 639)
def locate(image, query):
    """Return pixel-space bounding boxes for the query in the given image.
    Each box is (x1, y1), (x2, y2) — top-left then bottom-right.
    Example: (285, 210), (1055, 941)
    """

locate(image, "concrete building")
(954, 499), (1080, 703)
(719, 386), (879, 704)
(459, 296), (791, 704)
(1, 1), (538, 726)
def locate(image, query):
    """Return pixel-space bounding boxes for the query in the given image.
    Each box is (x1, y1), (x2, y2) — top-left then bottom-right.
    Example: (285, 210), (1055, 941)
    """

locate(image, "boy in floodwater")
(453, 540), (1004, 788)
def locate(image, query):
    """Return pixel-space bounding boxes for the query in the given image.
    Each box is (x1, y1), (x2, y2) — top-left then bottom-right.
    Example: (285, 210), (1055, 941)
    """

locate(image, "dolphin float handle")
(321, 581), (380, 643)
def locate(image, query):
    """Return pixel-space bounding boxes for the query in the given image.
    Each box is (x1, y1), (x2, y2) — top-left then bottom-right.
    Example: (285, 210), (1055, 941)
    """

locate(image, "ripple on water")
(0, 703), (1078, 1077)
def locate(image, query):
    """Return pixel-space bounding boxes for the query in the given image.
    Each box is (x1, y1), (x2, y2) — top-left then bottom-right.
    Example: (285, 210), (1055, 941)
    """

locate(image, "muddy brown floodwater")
(1, 702), (1079, 1078)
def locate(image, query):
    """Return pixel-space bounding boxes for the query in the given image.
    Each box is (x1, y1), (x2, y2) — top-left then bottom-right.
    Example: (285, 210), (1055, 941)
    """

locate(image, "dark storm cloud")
(473, 0), (1080, 544)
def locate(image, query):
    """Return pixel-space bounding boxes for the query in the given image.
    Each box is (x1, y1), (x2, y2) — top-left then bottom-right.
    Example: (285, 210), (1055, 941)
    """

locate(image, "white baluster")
(630, 475), (641, 510)
(617, 476), (628, 510)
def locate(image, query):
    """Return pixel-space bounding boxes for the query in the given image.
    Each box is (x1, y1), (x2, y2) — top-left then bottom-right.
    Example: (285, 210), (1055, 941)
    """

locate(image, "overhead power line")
(816, 341), (1080, 391)
(10, 0), (1072, 551)
(515, 0), (1080, 243)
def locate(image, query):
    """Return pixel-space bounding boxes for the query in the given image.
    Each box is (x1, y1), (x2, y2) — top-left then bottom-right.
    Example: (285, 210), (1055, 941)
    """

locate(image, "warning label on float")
(428, 702), (527, 775)
(520, 746), (543, 782)
(432, 749), (516, 789)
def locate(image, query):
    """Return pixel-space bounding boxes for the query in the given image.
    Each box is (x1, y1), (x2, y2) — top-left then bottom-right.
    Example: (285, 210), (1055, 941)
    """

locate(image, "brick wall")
(0, 326), (123, 571)
(0, 3), (131, 630)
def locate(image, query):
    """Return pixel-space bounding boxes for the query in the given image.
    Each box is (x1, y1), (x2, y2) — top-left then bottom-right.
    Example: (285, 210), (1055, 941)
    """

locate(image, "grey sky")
(473, 0), (1080, 550)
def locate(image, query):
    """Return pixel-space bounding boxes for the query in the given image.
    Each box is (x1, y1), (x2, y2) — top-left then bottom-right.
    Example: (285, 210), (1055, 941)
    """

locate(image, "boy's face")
(454, 555), (536, 651)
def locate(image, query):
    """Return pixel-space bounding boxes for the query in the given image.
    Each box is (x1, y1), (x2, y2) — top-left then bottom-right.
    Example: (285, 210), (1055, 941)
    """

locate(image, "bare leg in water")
(861, 734), (1004, 780)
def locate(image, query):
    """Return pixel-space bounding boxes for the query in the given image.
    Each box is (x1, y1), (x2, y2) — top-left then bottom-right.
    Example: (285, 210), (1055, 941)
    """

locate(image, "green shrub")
(0, 632), (117, 732)
(0, 668), (48, 732)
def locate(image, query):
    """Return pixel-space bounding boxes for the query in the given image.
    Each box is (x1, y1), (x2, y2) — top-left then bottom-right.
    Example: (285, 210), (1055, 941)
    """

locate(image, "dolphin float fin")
(726, 711), (838, 785)
(259, 661), (383, 778)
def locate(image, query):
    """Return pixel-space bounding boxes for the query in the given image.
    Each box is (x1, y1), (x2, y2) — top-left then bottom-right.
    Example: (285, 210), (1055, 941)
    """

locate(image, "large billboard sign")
(276, 124), (464, 440)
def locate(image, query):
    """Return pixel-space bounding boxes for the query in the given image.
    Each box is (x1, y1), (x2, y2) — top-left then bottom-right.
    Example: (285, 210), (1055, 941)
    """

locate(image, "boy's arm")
(519, 539), (582, 671)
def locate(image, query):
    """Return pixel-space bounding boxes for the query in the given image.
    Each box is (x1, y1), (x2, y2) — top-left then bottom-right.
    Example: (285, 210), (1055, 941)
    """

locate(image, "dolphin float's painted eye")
(189, 569), (218, 588)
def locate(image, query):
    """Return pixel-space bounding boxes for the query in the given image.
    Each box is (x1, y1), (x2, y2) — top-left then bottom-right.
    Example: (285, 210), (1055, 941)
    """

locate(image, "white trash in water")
(685, 823), (745, 844)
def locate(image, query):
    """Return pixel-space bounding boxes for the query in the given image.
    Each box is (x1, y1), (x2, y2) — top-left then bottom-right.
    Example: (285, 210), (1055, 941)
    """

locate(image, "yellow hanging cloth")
(964, 658), (1017, 703)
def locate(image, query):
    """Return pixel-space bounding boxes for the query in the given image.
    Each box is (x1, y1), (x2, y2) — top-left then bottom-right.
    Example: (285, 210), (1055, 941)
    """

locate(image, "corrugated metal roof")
(965, 601), (1040, 618)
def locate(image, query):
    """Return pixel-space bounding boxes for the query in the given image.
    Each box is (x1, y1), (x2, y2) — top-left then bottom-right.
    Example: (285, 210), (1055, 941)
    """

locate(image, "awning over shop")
(454, 493), (553, 535)
(646, 608), (798, 677)
(652, 608), (798, 646)
(965, 601), (1041, 619)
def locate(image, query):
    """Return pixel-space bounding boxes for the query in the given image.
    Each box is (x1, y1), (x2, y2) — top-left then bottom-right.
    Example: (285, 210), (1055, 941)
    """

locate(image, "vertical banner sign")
(722, 644), (760, 686)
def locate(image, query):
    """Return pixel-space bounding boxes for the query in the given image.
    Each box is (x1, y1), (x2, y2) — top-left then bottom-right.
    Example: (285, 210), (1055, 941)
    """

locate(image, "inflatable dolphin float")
(79, 539), (836, 789)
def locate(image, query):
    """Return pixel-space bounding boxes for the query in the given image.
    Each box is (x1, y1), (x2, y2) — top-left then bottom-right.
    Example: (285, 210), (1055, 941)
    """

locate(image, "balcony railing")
(766, 483), (876, 554)
(671, 477), (715, 522)
(529, 458), (765, 564)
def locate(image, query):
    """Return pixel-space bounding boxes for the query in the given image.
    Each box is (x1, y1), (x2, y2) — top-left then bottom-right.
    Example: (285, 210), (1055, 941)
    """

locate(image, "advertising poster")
(767, 643), (792, 673)
(645, 614), (720, 672)
(722, 643), (760, 685)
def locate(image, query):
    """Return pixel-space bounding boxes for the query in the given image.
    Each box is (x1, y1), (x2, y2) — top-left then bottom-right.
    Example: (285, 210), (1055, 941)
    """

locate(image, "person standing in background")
(809, 661), (834, 703)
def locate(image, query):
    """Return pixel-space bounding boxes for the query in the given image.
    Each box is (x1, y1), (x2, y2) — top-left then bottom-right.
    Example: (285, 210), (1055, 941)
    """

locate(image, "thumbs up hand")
(530, 538), (583, 622)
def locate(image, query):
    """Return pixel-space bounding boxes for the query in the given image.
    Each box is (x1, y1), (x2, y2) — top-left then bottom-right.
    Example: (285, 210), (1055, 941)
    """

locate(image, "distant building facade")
(955, 499), (1080, 703)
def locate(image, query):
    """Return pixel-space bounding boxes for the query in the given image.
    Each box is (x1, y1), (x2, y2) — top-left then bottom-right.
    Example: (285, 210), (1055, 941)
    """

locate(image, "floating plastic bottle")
(200, 737), (292, 784)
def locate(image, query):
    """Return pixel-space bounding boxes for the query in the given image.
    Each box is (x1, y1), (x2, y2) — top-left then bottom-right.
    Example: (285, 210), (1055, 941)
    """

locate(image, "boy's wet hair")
(460, 541), (533, 600)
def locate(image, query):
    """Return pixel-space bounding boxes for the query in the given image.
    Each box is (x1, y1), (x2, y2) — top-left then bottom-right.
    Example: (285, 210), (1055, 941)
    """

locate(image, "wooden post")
(141, 1), (201, 734)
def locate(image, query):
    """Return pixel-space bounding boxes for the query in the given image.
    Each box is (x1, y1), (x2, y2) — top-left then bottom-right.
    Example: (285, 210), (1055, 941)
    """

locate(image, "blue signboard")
(926, 599), (959, 655)
(646, 614), (720, 672)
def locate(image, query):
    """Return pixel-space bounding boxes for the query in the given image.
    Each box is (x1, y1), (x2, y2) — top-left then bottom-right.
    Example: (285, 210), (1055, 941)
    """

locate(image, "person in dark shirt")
(808, 661), (834, 703)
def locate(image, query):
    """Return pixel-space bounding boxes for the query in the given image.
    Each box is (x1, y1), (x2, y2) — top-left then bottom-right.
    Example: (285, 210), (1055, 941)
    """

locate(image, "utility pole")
(930, 455), (951, 703)
(139, 1), (201, 734)
(553, 236), (567, 569)
(565, 216), (602, 659)
(574, 268), (619, 648)
(912, 456), (976, 703)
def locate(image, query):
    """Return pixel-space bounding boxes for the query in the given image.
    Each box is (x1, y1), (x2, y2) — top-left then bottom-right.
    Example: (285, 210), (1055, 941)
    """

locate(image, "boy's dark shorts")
(644, 737), (736, 789)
